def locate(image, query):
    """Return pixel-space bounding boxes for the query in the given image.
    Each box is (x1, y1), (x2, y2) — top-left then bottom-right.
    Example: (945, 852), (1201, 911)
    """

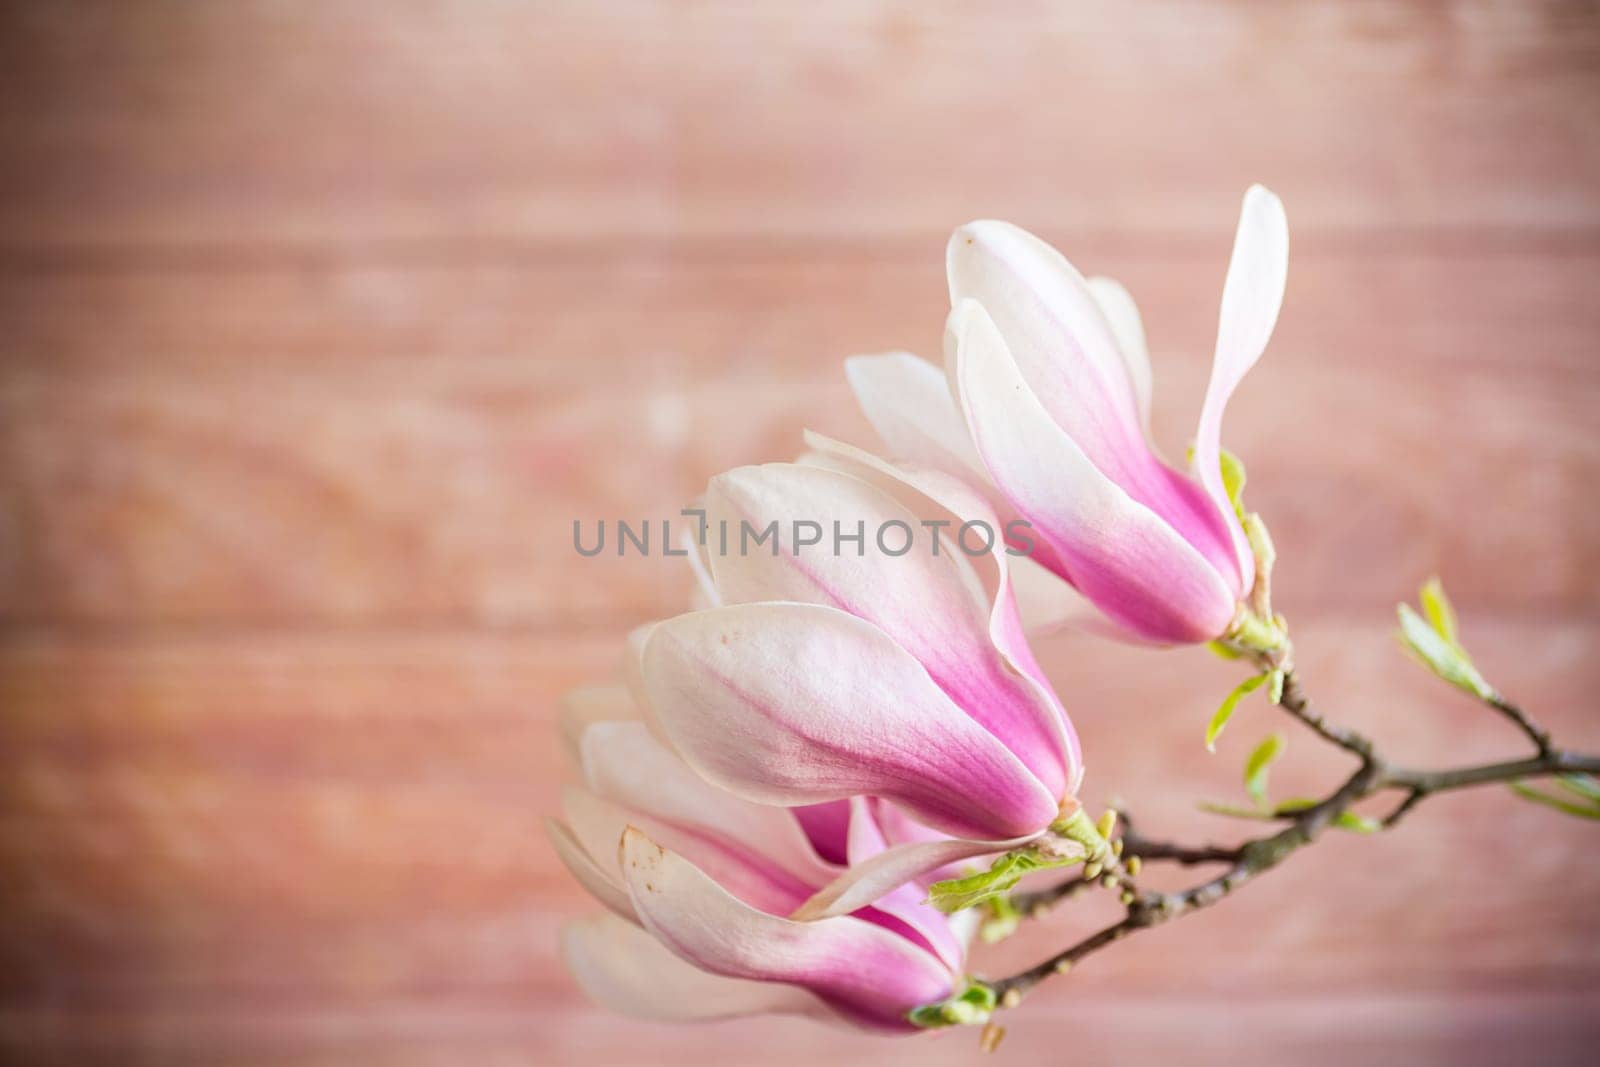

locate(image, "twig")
(1120, 828), (1242, 867)
(986, 916), (1141, 1001)
(1487, 694), (1554, 757)
(1383, 750), (1600, 797)
(1007, 872), (1098, 917)
(980, 674), (1598, 1010)
(1273, 670), (1375, 760)
(1380, 787), (1426, 829)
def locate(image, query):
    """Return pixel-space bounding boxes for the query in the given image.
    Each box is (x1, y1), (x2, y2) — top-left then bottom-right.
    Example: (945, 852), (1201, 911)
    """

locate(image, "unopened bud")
(1054, 959), (1074, 975)
(1083, 860), (1103, 880)
(1126, 856), (1143, 876)
(1096, 810), (1118, 838)
(1120, 890), (1136, 905)
(979, 1022), (1006, 1053)
(1111, 838), (1124, 857)
(1100, 873), (1117, 889)
(999, 989), (1022, 1010)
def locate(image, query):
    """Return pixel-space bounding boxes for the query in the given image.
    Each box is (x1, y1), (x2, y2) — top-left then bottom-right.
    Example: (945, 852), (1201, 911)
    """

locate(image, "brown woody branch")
(981, 669), (1599, 1007)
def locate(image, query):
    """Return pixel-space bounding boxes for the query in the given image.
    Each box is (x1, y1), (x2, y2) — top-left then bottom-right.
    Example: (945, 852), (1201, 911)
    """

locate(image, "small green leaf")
(1510, 781), (1600, 820)
(1418, 576), (1459, 645)
(909, 980), (997, 1028)
(1219, 448), (1248, 520)
(1268, 667), (1285, 705)
(1210, 796), (1379, 833)
(978, 894), (1021, 944)
(1332, 811), (1381, 833)
(1206, 639), (1244, 661)
(1206, 672), (1269, 751)
(928, 850), (1076, 912)
(1197, 800), (1277, 821)
(1556, 774), (1600, 804)
(1397, 603), (1497, 702)
(1243, 733), (1286, 807)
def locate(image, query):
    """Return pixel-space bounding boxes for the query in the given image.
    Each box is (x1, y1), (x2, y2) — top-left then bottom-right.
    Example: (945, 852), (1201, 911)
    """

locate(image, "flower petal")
(791, 800), (852, 866)
(1086, 275), (1152, 437)
(1004, 552), (1128, 640)
(1195, 184), (1289, 592)
(641, 600), (1061, 839)
(843, 351), (984, 475)
(561, 784), (812, 916)
(791, 835), (1023, 922)
(680, 509), (722, 610)
(705, 459), (1072, 798)
(949, 221), (1241, 589)
(620, 828), (955, 1031)
(948, 220), (1145, 487)
(867, 797), (985, 885)
(620, 621), (661, 728)
(840, 797), (967, 973)
(797, 432), (1080, 786)
(838, 358), (1071, 578)
(579, 719), (839, 887)
(558, 684), (637, 768)
(947, 299), (1236, 643)
(547, 817), (635, 921)
(563, 913), (833, 1023)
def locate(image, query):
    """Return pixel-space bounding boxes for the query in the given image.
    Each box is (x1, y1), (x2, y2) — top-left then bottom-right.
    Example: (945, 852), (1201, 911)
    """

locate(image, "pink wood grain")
(1, 2), (1598, 1064)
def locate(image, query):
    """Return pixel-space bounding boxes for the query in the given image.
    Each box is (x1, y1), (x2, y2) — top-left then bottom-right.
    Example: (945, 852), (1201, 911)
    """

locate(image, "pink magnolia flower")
(550, 685), (978, 1031)
(847, 186), (1289, 645)
(631, 434), (1082, 853)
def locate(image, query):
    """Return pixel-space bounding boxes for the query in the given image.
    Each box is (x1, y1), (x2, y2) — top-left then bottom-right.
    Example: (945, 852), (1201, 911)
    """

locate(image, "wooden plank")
(1, 992), (1597, 1067)
(0, 619), (1595, 1062)
(4, 245), (1598, 380)
(2, 1), (1599, 251)
(2, 250), (1598, 625)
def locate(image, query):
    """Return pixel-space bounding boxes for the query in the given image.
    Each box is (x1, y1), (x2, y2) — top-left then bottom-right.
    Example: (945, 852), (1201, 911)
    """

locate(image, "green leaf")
(1397, 603), (1497, 702)
(1509, 781), (1600, 821)
(978, 894), (1021, 944)
(1219, 447), (1248, 520)
(1197, 800), (1277, 821)
(1418, 576), (1459, 645)
(1332, 811), (1381, 833)
(1206, 672), (1269, 751)
(1556, 774), (1600, 804)
(927, 849), (1076, 912)
(1210, 796), (1379, 833)
(1243, 733), (1286, 807)
(1267, 667), (1285, 705)
(909, 980), (997, 1028)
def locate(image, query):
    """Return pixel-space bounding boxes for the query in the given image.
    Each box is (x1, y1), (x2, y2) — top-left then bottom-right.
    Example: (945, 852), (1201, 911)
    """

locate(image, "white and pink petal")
(621, 829), (955, 1032)
(947, 299), (1237, 644)
(639, 601), (1061, 840)
(1194, 184), (1289, 593)
(704, 458), (1073, 798)
(563, 913), (834, 1024)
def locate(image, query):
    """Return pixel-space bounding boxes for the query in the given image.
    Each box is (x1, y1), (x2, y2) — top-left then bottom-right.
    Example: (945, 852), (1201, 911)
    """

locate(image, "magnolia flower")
(631, 434), (1082, 863)
(847, 186), (1290, 645)
(550, 685), (976, 1031)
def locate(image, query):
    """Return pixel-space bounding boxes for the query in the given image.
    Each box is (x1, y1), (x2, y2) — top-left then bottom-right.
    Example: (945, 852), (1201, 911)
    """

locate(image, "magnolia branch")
(982, 669), (1600, 1006)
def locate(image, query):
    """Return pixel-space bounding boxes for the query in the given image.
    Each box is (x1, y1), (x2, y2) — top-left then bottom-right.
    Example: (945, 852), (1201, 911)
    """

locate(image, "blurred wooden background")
(2, 2), (1598, 1064)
